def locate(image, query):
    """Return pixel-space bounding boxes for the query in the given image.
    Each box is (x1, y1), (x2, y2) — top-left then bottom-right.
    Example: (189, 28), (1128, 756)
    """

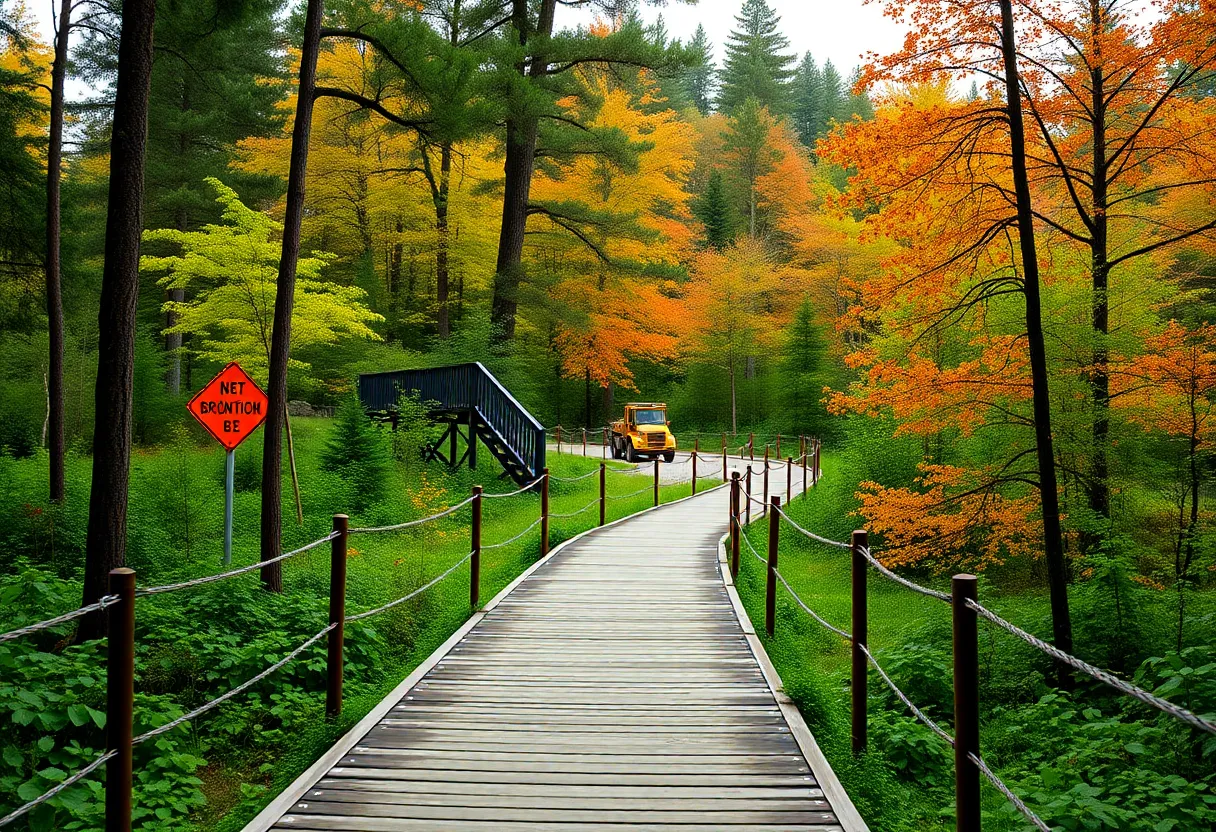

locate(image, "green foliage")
(389, 392), (435, 469)
(717, 0), (797, 114)
(780, 299), (831, 436)
(691, 170), (734, 250)
(681, 23), (716, 115)
(141, 179), (382, 379)
(320, 398), (392, 510)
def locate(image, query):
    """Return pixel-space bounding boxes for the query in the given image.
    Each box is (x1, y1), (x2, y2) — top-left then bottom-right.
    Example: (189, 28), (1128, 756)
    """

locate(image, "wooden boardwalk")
(249, 484), (862, 832)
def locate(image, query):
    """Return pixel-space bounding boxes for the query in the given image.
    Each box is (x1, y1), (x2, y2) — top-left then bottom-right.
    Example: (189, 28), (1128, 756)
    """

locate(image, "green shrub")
(320, 397), (391, 510)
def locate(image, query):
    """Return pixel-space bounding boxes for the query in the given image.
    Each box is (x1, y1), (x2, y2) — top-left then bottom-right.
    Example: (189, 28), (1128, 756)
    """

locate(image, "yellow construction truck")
(611, 403), (676, 463)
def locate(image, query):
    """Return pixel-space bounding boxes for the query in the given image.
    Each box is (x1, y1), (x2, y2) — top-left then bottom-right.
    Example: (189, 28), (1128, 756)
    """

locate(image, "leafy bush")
(389, 392), (434, 468)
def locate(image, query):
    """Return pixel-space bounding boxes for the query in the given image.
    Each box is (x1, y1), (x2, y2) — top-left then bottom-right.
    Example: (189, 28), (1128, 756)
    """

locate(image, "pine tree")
(717, 0), (796, 114)
(819, 59), (844, 135)
(692, 170), (734, 249)
(790, 52), (824, 147)
(682, 24), (715, 115)
(780, 298), (830, 436)
(722, 98), (778, 238)
(322, 397), (392, 510)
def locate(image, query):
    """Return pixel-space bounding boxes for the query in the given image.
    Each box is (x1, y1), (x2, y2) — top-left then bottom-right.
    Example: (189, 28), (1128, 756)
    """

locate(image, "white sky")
(24, 0), (910, 97)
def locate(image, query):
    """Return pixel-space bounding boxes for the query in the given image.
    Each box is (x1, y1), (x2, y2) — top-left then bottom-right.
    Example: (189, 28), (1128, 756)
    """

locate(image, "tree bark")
(78, 0), (157, 639)
(489, 0), (556, 343)
(1087, 0), (1111, 523)
(260, 0), (324, 592)
(999, 0), (1074, 674)
(436, 142), (452, 338)
(45, 0), (71, 504)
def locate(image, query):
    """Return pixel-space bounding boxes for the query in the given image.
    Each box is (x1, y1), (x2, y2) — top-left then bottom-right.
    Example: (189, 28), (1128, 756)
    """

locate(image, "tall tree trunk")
(78, 0), (157, 639)
(436, 142), (452, 338)
(999, 0), (1074, 672)
(165, 84), (191, 396)
(45, 0), (71, 504)
(260, 0), (324, 592)
(489, 0), (556, 343)
(1087, 0), (1111, 523)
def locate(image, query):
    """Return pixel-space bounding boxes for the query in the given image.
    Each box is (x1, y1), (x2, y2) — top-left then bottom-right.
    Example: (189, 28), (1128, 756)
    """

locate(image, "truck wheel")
(663, 451), (675, 463)
(625, 440), (638, 463)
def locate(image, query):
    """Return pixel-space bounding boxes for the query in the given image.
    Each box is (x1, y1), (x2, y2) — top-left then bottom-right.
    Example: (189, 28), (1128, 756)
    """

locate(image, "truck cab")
(611, 403), (676, 463)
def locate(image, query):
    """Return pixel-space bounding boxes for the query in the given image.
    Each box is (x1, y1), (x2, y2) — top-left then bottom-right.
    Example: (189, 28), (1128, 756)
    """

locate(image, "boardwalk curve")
(246, 483), (863, 832)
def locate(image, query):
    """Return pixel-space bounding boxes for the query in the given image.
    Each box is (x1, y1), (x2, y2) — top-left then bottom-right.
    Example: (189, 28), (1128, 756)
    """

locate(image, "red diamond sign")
(186, 362), (269, 451)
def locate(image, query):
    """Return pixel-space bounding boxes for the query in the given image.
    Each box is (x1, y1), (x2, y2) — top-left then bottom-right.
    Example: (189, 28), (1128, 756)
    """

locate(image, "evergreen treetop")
(717, 0), (796, 114)
(683, 24), (716, 115)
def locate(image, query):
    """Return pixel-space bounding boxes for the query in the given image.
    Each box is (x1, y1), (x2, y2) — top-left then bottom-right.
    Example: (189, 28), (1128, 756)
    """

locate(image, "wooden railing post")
(326, 514), (348, 719)
(599, 463), (606, 526)
(749, 432), (755, 464)
(471, 486), (482, 607)
(815, 439), (821, 487)
(802, 438), (808, 496)
(582, 428), (587, 456)
(762, 446), (770, 516)
(776, 433), (781, 458)
(851, 530), (868, 755)
(556, 426), (562, 454)
(693, 439), (700, 495)
(786, 457), (792, 503)
(766, 496), (780, 637)
(106, 567), (136, 832)
(730, 471), (741, 579)
(722, 437), (727, 481)
(745, 466), (753, 526)
(602, 427), (608, 459)
(953, 573), (981, 832)
(653, 458), (660, 507)
(540, 469), (550, 557)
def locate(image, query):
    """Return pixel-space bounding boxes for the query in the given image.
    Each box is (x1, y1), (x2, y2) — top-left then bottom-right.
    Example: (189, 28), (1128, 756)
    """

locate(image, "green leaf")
(88, 707), (106, 729)
(17, 779), (45, 801)
(1124, 742), (1147, 755)
(11, 708), (35, 726)
(66, 704), (90, 727)
(3, 745), (23, 767)
(36, 736), (54, 753)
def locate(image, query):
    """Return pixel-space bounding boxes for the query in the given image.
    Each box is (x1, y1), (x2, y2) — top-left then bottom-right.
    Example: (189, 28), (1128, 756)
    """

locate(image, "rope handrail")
(966, 598), (1216, 735)
(481, 474), (546, 499)
(861, 644), (954, 746)
(773, 568), (854, 641)
(0, 749), (117, 828)
(858, 546), (952, 603)
(550, 497), (602, 519)
(970, 752), (1052, 832)
(344, 552), (475, 623)
(131, 623), (336, 746)
(0, 595), (122, 645)
(482, 516), (544, 550)
(738, 523), (768, 566)
(606, 484), (653, 501)
(549, 469), (600, 483)
(769, 503), (852, 549)
(136, 533), (339, 597)
(349, 495), (476, 534)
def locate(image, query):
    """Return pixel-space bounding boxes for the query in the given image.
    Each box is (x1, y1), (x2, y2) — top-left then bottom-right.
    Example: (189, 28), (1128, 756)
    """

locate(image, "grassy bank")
(0, 417), (714, 832)
(733, 451), (1216, 831)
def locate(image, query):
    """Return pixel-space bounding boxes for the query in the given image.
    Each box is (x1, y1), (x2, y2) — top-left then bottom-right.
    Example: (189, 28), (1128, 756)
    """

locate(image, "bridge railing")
(728, 462), (1216, 832)
(0, 455), (729, 831)
(360, 363), (546, 479)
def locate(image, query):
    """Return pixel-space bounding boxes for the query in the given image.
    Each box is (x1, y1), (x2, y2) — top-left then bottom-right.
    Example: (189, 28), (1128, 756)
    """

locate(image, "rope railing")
(0, 750), (117, 828)
(136, 533), (339, 597)
(550, 497), (602, 519)
(344, 552), (475, 623)
(481, 474), (546, 498)
(970, 752), (1052, 832)
(0, 595), (122, 645)
(482, 515), (544, 550)
(860, 644), (954, 746)
(606, 483), (654, 501)
(549, 468), (601, 482)
(349, 495), (476, 534)
(967, 598), (1216, 736)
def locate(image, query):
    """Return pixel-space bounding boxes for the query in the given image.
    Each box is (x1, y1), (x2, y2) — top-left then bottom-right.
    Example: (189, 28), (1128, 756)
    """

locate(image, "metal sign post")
(224, 449), (235, 565)
(186, 362), (269, 565)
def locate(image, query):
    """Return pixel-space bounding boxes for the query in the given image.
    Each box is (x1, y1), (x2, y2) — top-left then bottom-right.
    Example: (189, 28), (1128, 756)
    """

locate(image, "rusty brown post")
(106, 567), (136, 832)
(802, 438), (808, 496)
(953, 573), (981, 831)
(749, 432), (755, 463)
(787, 457), (793, 503)
(692, 438), (699, 496)
(813, 439), (821, 487)
(745, 466), (753, 526)
(471, 486), (482, 607)
(762, 447), (770, 517)
(851, 530), (869, 754)
(582, 427), (587, 456)
(653, 458), (660, 506)
(326, 514), (348, 719)
(776, 433), (781, 458)
(603, 427), (608, 459)
(730, 471), (741, 579)
(766, 496), (780, 637)
(599, 463), (606, 526)
(540, 469), (550, 556)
